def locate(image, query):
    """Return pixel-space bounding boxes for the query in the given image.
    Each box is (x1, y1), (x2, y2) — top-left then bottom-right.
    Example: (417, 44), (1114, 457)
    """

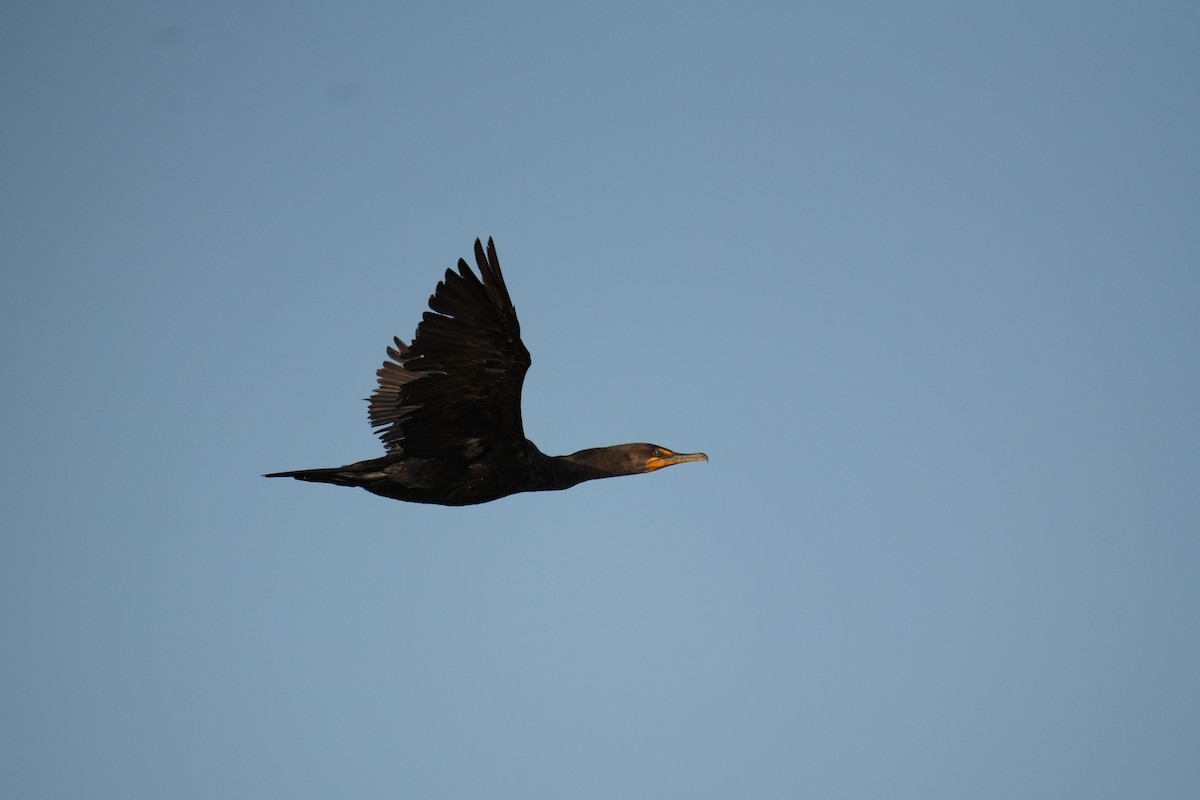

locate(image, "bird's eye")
(651, 448), (665, 458)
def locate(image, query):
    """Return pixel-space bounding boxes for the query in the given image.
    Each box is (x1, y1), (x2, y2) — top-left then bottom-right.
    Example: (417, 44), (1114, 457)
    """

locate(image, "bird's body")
(265, 238), (706, 506)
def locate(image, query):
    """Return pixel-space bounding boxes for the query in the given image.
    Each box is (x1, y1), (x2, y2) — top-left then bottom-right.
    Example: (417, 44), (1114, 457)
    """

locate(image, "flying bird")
(265, 238), (707, 505)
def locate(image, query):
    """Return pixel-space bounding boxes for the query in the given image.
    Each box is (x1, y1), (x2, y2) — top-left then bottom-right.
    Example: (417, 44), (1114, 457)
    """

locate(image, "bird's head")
(564, 443), (708, 477)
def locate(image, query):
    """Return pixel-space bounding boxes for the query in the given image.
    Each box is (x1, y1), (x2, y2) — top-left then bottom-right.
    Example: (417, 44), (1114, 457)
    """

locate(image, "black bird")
(265, 238), (707, 505)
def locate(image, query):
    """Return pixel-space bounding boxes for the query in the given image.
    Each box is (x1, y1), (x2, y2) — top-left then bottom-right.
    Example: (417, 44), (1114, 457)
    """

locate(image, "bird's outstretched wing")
(368, 238), (532, 456)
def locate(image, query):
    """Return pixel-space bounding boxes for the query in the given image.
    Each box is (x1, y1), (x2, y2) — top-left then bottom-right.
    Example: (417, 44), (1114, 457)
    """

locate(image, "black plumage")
(265, 238), (707, 505)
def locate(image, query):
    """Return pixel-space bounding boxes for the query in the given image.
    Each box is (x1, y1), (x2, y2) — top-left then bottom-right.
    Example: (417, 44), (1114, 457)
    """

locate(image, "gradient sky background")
(3, 2), (1198, 798)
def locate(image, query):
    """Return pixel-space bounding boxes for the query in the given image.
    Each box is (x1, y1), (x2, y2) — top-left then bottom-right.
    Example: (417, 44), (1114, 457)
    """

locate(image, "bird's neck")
(533, 446), (632, 491)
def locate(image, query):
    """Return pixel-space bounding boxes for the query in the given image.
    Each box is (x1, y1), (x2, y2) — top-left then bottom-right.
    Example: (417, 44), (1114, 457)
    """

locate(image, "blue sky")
(3, 1), (1198, 797)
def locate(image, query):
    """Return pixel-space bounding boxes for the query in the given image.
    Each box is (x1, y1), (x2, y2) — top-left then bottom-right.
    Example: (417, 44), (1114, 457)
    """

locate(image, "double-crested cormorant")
(265, 238), (707, 506)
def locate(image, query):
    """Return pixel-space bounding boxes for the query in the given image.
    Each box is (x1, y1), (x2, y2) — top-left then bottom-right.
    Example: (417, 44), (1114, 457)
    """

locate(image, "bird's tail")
(263, 467), (362, 486)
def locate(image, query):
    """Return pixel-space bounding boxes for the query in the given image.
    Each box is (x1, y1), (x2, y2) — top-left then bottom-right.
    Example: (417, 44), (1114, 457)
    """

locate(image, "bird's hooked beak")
(645, 449), (709, 472)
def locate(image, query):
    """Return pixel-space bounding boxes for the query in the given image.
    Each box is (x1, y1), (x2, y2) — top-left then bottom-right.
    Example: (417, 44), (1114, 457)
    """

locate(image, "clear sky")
(3, 1), (1198, 798)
